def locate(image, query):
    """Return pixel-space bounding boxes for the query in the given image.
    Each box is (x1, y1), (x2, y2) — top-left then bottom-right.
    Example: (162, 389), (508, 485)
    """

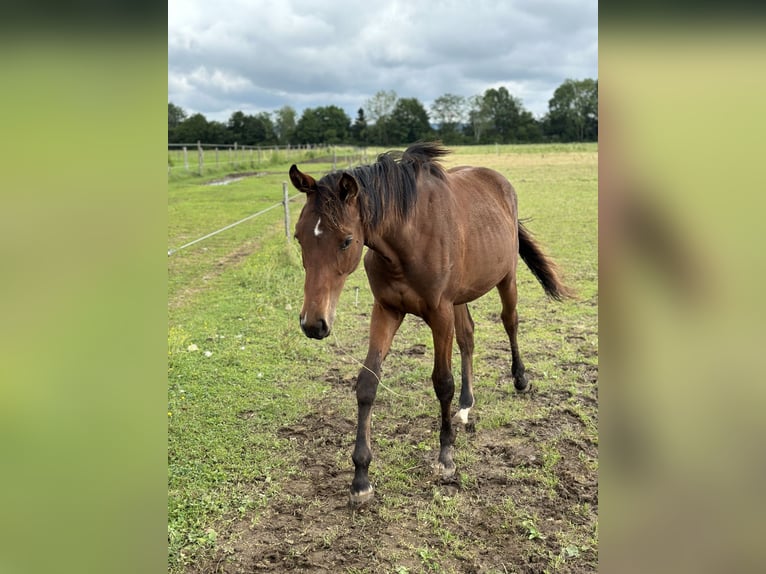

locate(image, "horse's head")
(289, 165), (365, 339)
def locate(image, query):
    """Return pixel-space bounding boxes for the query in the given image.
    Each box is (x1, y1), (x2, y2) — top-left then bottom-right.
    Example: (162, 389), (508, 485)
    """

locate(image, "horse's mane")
(315, 141), (449, 233)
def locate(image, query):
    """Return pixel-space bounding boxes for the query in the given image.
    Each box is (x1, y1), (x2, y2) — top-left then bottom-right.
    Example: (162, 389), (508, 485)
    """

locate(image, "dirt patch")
(191, 352), (598, 573)
(169, 239), (260, 310)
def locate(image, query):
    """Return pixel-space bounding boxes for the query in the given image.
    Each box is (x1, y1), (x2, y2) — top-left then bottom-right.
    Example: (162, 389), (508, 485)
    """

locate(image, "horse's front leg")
(453, 303), (475, 425)
(350, 301), (404, 506)
(426, 304), (457, 478)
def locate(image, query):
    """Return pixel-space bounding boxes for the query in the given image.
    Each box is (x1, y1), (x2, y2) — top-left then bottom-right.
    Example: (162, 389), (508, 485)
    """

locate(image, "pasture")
(168, 143), (598, 573)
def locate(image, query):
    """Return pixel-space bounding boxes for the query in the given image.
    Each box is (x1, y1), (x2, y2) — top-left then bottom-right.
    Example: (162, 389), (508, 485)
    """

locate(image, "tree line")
(168, 78), (597, 147)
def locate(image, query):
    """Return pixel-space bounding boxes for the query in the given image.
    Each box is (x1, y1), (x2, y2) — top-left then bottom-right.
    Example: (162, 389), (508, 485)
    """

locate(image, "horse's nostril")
(301, 317), (330, 339)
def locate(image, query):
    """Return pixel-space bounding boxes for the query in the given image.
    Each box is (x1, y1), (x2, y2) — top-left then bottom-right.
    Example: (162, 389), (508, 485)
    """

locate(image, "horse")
(289, 142), (572, 506)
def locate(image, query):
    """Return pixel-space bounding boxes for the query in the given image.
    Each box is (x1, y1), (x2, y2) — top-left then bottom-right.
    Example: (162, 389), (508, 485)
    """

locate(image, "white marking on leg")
(354, 485), (373, 496)
(437, 460), (456, 479)
(350, 484), (374, 503)
(455, 408), (470, 425)
(313, 217), (323, 237)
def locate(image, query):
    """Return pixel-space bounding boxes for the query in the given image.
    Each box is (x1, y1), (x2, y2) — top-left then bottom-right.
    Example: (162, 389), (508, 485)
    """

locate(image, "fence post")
(234, 142), (238, 169)
(333, 146), (337, 170)
(282, 182), (291, 239)
(183, 146), (188, 170)
(197, 141), (203, 175)
(215, 147), (219, 166)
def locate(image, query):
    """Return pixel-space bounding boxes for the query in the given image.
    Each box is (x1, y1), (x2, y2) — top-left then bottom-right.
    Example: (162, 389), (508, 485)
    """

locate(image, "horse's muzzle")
(300, 316), (330, 339)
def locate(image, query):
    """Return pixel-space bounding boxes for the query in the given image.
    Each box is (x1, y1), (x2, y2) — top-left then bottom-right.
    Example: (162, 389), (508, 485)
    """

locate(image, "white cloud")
(168, 0), (597, 121)
(187, 67), (253, 94)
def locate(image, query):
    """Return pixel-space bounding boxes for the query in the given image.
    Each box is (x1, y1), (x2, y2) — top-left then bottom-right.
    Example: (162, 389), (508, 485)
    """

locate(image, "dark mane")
(315, 141), (449, 233)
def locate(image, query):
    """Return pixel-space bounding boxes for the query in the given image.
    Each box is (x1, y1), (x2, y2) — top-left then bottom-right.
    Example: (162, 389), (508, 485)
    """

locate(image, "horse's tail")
(518, 221), (575, 301)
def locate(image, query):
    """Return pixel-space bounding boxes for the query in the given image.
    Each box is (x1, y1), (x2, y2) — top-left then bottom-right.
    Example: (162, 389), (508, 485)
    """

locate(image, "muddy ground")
(189, 337), (598, 574)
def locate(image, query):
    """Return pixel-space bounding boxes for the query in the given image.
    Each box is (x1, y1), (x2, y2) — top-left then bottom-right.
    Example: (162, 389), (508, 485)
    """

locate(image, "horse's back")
(443, 166), (521, 302)
(448, 165), (517, 210)
(446, 165), (518, 236)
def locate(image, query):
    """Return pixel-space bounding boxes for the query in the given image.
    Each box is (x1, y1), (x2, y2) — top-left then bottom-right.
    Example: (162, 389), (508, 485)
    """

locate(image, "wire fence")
(168, 142), (373, 176)
(168, 183), (301, 256)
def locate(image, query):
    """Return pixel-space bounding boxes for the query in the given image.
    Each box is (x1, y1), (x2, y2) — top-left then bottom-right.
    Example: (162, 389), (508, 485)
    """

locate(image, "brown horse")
(289, 142), (572, 506)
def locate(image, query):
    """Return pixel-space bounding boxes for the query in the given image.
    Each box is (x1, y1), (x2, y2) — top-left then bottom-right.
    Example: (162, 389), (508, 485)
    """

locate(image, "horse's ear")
(289, 164), (317, 194)
(339, 172), (358, 203)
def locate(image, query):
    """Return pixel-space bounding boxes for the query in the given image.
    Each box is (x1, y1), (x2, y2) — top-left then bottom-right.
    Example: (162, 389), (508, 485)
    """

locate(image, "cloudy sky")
(168, 0), (597, 123)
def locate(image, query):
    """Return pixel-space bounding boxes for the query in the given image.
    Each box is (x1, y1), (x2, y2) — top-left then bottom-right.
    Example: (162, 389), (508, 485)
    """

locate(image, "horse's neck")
(364, 227), (400, 265)
(364, 215), (421, 268)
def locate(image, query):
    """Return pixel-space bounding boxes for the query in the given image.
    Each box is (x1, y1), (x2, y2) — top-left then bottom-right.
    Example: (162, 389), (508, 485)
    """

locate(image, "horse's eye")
(340, 236), (353, 251)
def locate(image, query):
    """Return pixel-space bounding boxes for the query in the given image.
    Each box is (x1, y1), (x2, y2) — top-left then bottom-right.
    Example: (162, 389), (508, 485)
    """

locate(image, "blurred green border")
(600, 20), (766, 574)
(0, 29), (167, 574)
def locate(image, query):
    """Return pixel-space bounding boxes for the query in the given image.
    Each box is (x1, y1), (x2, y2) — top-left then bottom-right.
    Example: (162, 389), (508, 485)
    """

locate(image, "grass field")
(168, 143), (597, 573)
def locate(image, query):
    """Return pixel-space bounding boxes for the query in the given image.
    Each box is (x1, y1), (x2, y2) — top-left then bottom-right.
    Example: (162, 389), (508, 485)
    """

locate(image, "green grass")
(167, 240), (319, 564)
(168, 143), (597, 572)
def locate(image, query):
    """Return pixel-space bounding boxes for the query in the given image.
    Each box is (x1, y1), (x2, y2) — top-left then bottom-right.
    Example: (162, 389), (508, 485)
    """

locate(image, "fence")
(168, 182), (300, 256)
(167, 142), (372, 176)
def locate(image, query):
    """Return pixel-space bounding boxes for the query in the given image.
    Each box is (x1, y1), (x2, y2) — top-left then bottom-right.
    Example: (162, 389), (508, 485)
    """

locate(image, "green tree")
(246, 112), (277, 145)
(173, 113), (210, 143)
(465, 95), (490, 143)
(295, 106), (351, 144)
(545, 78), (598, 142)
(274, 105), (297, 144)
(587, 79), (599, 139)
(227, 111), (248, 143)
(168, 103), (187, 143)
(430, 93), (466, 144)
(476, 87), (542, 143)
(351, 107), (368, 145)
(388, 98), (433, 144)
(227, 111), (277, 145)
(481, 87), (523, 143)
(206, 121), (230, 145)
(515, 109), (544, 143)
(364, 90), (397, 145)
(168, 102), (186, 129)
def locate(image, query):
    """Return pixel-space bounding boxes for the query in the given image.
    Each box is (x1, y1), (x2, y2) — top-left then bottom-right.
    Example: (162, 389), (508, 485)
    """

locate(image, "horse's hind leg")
(350, 301), (404, 506)
(497, 273), (529, 391)
(453, 303), (475, 425)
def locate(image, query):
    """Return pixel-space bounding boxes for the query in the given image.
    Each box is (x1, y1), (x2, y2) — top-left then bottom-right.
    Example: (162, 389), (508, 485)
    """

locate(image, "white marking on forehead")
(313, 217), (323, 237)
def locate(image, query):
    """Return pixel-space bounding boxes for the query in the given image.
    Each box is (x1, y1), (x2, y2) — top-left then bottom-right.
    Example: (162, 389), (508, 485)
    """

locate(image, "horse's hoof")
(514, 374), (530, 392)
(348, 486), (374, 508)
(438, 462), (457, 481)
